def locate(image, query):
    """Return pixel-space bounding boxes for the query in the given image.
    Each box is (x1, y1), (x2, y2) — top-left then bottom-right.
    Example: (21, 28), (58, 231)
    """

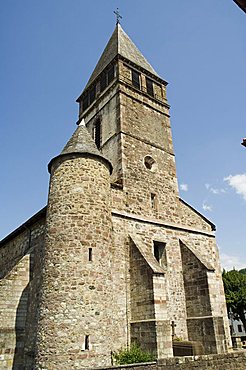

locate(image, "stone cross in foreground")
(171, 320), (177, 339)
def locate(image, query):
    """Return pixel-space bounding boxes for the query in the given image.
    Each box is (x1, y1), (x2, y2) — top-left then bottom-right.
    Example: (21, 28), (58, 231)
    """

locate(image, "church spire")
(84, 23), (159, 90)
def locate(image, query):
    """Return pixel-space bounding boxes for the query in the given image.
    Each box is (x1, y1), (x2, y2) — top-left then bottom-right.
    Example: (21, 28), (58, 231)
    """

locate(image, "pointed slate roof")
(48, 120), (112, 173)
(85, 24), (159, 90)
(61, 120), (101, 157)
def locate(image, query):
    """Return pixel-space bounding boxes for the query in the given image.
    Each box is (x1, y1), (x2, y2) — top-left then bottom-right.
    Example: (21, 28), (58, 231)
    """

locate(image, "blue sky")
(1, 1), (245, 270)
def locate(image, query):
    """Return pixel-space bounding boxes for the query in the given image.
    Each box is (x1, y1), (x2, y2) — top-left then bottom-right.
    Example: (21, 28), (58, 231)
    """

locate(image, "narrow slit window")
(132, 69), (141, 89)
(85, 335), (89, 350)
(153, 241), (166, 265)
(88, 248), (92, 262)
(146, 77), (154, 97)
(94, 119), (101, 149)
(150, 193), (157, 210)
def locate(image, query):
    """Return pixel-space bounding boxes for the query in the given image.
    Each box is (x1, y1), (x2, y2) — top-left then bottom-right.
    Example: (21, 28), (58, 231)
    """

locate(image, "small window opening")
(85, 335), (89, 350)
(94, 119), (101, 149)
(100, 72), (107, 92)
(132, 69), (141, 89)
(88, 248), (92, 262)
(81, 64), (115, 113)
(89, 86), (96, 104)
(82, 93), (89, 111)
(150, 193), (158, 210)
(146, 77), (154, 97)
(144, 156), (156, 171)
(153, 241), (166, 265)
(107, 65), (115, 85)
(238, 325), (243, 333)
(100, 65), (115, 93)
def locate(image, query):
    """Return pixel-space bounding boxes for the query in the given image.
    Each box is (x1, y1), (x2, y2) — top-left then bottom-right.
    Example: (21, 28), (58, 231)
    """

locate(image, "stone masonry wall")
(111, 210), (230, 351)
(130, 242), (157, 355)
(0, 192), (229, 370)
(130, 242), (155, 322)
(0, 217), (45, 369)
(180, 242), (212, 318)
(0, 255), (30, 369)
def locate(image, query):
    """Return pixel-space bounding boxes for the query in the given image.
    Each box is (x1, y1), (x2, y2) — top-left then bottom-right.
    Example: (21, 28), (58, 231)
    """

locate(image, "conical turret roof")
(61, 120), (101, 157)
(85, 24), (159, 89)
(48, 120), (112, 173)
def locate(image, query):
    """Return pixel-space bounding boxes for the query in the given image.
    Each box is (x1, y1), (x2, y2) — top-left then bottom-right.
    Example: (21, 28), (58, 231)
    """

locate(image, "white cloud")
(180, 183), (188, 191)
(220, 253), (246, 271)
(210, 187), (219, 194)
(202, 202), (212, 212)
(205, 183), (226, 194)
(224, 174), (246, 201)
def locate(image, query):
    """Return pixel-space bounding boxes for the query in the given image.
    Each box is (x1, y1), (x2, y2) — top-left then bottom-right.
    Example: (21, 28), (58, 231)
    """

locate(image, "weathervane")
(114, 8), (122, 25)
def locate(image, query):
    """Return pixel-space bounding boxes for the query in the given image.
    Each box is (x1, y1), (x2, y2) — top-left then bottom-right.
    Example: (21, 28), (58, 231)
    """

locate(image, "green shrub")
(173, 337), (182, 342)
(113, 343), (155, 365)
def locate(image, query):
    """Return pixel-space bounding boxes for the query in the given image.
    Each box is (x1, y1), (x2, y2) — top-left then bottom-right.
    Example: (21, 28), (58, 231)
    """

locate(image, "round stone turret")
(35, 122), (115, 369)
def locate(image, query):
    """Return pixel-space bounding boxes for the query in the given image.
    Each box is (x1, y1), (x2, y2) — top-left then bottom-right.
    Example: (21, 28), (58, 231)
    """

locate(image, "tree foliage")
(239, 268), (246, 275)
(113, 344), (155, 365)
(222, 269), (246, 332)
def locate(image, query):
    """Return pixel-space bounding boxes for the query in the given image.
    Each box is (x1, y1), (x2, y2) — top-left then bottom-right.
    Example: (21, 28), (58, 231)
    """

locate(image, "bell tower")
(76, 24), (179, 224)
(76, 23), (230, 359)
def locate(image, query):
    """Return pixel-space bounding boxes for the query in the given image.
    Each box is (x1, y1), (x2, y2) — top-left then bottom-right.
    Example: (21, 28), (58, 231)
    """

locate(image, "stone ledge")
(91, 351), (246, 370)
(91, 361), (157, 370)
(112, 209), (215, 237)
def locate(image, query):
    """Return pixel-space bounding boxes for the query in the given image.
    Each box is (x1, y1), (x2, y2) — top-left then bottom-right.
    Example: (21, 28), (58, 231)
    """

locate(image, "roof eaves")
(179, 198), (216, 231)
(0, 206), (47, 247)
(118, 55), (168, 86)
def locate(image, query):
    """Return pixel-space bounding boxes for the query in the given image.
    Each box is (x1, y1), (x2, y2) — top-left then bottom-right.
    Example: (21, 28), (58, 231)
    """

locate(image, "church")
(0, 22), (230, 369)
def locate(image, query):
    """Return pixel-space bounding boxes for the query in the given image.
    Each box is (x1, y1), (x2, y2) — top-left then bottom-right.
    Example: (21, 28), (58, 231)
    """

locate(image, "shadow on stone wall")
(12, 284), (29, 370)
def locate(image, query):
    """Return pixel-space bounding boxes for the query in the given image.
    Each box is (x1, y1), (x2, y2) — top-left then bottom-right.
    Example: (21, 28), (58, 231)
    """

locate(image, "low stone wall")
(93, 351), (246, 370)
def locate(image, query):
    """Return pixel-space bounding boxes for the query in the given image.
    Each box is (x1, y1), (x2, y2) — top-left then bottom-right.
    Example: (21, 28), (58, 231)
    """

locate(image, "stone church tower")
(0, 24), (230, 369)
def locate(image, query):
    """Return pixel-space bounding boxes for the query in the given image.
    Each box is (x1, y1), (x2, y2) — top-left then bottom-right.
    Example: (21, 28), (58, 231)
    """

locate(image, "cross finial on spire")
(114, 8), (122, 25)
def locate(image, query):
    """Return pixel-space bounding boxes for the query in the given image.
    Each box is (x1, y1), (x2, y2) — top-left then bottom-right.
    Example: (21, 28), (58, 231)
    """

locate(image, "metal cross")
(114, 8), (122, 25)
